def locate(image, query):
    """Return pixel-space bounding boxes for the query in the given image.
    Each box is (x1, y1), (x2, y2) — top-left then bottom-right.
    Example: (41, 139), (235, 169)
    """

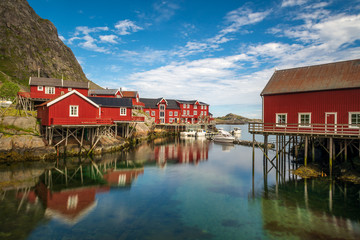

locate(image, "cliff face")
(0, 0), (92, 86)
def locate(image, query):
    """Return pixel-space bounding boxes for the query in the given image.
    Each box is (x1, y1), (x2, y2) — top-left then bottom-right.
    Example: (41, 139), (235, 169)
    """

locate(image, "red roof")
(261, 59), (360, 96)
(122, 91), (138, 98)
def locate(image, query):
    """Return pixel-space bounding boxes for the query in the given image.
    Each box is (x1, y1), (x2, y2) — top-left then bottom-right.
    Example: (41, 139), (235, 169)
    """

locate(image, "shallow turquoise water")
(1, 136), (360, 240)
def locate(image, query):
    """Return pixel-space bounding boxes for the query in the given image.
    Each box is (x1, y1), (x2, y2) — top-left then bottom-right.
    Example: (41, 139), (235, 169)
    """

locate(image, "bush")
(0, 80), (20, 100)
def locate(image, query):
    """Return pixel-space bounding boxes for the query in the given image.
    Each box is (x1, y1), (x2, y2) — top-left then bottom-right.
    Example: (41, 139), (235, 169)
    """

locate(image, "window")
(183, 110), (186, 115)
(204, 112), (207, 116)
(169, 111), (173, 116)
(187, 110), (190, 115)
(349, 112), (360, 128)
(146, 111), (150, 115)
(45, 86), (55, 94)
(174, 111), (178, 116)
(160, 112), (165, 117)
(187, 104), (190, 108)
(194, 110), (197, 115)
(276, 113), (287, 127)
(160, 104), (165, 110)
(151, 111), (155, 116)
(194, 105), (197, 109)
(37, 86), (43, 91)
(183, 104), (186, 108)
(120, 108), (126, 116)
(169, 118), (173, 123)
(69, 105), (78, 117)
(299, 113), (311, 127)
(201, 105), (203, 109)
(204, 106), (207, 110)
(68, 88), (72, 91)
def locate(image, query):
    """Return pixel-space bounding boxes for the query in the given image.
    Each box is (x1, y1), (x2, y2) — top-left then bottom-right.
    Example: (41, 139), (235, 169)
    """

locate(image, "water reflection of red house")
(103, 168), (144, 186)
(153, 141), (209, 166)
(36, 182), (110, 225)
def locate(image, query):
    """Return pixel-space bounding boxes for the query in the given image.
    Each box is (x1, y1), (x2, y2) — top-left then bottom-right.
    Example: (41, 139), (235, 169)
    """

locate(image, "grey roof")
(88, 97), (132, 108)
(140, 98), (181, 110)
(176, 100), (198, 104)
(88, 89), (120, 95)
(261, 59), (360, 96)
(29, 77), (89, 89)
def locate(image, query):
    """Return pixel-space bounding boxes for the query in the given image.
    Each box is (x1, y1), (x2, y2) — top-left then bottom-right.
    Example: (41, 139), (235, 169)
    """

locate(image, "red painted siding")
(38, 94), (100, 126)
(263, 88), (360, 125)
(30, 86), (88, 99)
(100, 107), (133, 122)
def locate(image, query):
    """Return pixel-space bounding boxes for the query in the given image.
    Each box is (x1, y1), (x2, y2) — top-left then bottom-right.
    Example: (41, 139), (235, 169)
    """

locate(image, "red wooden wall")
(30, 86), (88, 99)
(263, 88), (360, 125)
(100, 107), (132, 122)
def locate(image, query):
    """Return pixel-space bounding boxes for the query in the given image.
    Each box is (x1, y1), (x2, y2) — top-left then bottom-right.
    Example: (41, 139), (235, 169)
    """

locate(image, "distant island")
(215, 113), (261, 124)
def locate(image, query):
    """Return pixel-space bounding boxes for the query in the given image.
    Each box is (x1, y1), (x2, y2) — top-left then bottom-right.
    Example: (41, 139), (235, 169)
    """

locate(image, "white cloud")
(118, 48), (169, 65)
(175, 7), (270, 57)
(281, 0), (308, 7)
(115, 20), (143, 35)
(153, 0), (180, 22)
(80, 35), (108, 53)
(74, 26), (109, 35)
(59, 35), (65, 41)
(99, 35), (118, 43)
(126, 54), (269, 106)
(68, 26), (110, 53)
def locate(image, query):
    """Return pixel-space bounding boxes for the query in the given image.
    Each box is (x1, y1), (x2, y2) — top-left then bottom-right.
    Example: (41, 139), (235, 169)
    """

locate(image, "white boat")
(180, 129), (196, 137)
(231, 127), (242, 135)
(196, 129), (206, 138)
(213, 130), (235, 143)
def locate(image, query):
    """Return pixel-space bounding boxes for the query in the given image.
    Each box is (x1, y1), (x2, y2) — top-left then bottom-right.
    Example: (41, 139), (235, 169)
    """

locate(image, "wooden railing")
(248, 122), (360, 137)
(132, 116), (145, 122)
(51, 118), (113, 125)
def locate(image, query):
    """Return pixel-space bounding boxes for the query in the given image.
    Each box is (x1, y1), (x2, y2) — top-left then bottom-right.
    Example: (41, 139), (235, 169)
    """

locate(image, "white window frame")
(204, 106), (207, 110)
(68, 88), (72, 91)
(204, 112), (207, 116)
(298, 113), (311, 127)
(146, 111), (150, 115)
(120, 107), (127, 116)
(187, 104), (190, 108)
(276, 113), (287, 127)
(183, 104), (186, 108)
(151, 111), (155, 116)
(69, 105), (79, 117)
(169, 118), (173, 123)
(349, 112), (360, 128)
(45, 86), (55, 94)
(194, 110), (197, 115)
(37, 86), (43, 91)
(187, 110), (190, 115)
(183, 110), (186, 115)
(160, 104), (165, 110)
(194, 105), (197, 109)
(169, 111), (173, 116)
(174, 111), (178, 116)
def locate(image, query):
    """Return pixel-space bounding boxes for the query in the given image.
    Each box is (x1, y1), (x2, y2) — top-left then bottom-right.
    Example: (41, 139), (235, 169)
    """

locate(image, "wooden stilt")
(304, 136), (308, 167)
(329, 137), (333, 177)
(312, 137), (315, 162)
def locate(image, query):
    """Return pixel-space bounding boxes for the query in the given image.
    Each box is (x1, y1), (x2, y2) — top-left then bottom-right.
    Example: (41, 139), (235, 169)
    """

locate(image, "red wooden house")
(177, 100), (210, 124)
(88, 97), (137, 122)
(88, 88), (122, 98)
(121, 90), (145, 109)
(28, 77), (89, 100)
(141, 98), (181, 124)
(259, 59), (360, 136)
(37, 90), (105, 126)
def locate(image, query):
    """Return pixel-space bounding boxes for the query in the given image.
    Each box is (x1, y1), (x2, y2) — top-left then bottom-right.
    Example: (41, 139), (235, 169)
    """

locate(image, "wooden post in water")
(304, 136), (308, 167)
(312, 137), (315, 162)
(329, 137), (333, 177)
(344, 140), (347, 162)
(252, 133), (255, 173)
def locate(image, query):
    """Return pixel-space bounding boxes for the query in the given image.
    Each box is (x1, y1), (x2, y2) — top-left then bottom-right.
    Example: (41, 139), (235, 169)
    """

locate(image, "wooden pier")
(249, 122), (360, 177)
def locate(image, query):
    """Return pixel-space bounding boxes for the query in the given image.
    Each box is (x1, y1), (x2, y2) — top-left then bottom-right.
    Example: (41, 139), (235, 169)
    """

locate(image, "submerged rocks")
(292, 165), (323, 178)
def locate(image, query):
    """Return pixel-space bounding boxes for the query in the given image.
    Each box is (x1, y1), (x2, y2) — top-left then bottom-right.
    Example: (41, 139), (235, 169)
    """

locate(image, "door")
(325, 113), (337, 133)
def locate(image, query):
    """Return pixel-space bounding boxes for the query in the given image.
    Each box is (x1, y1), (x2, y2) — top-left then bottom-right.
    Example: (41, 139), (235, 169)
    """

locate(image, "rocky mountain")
(215, 113), (261, 124)
(0, 0), (99, 88)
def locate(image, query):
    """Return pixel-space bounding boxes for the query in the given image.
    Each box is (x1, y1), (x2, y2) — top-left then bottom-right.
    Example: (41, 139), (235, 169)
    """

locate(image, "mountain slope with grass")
(0, 0), (99, 91)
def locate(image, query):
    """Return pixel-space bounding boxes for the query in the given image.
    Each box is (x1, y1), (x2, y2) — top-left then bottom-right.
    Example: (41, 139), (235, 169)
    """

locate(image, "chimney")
(38, 67), (40, 77)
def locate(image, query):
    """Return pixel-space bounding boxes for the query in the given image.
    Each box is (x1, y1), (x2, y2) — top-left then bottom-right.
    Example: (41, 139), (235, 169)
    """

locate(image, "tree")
(0, 81), (20, 100)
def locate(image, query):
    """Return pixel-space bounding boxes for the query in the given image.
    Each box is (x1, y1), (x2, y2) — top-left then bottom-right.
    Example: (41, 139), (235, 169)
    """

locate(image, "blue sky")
(27, 0), (360, 118)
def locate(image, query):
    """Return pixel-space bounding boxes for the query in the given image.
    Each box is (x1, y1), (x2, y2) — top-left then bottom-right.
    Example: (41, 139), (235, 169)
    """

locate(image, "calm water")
(1, 126), (360, 240)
